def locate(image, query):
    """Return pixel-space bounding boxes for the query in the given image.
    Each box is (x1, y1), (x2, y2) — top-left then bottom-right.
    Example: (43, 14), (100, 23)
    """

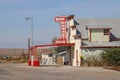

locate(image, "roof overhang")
(73, 34), (81, 38)
(67, 15), (74, 20)
(86, 28), (112, 30)
(81, 46), (120, 48)
(31, 43), (75, 49)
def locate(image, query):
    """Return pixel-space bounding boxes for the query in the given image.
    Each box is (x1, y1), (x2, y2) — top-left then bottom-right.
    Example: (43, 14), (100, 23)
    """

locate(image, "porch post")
(73, 35), (82, 66)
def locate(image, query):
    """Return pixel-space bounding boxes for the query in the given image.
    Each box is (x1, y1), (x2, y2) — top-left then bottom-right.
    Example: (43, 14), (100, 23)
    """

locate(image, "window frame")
(104, 29), (109, 35)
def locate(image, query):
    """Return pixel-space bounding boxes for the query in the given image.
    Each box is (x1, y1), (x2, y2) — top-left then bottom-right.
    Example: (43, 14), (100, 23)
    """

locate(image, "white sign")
(55, 16), (66, 22)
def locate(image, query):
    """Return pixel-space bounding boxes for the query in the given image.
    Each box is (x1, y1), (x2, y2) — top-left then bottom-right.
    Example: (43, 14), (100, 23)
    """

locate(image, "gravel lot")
(0, 63), (120, 80)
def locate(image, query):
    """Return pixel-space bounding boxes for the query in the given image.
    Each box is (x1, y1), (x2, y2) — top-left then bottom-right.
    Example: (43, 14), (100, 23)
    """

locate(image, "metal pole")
(26, 17), (35, 66)
(31, 17), (33, 46)
(28, 38), (30, 60)
(26, 17), (34, 46)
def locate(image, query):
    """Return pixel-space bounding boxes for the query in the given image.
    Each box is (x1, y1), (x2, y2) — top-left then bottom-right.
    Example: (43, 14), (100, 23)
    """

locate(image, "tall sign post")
(54, 16), (67, 44)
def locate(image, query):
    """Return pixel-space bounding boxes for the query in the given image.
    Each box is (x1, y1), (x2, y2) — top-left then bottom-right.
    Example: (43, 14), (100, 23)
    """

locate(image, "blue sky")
(0, 0), (120, 48)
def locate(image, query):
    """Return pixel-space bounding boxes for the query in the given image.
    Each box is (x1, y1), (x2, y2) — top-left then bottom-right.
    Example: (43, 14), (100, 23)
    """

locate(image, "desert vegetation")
(101, 48), (120, 67)
(0, 48), (28, 63)
(81, 48), (120, 71)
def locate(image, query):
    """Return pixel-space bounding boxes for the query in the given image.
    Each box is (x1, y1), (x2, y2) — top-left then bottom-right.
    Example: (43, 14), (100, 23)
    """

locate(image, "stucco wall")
(88, 30), (90, 41)
(91, 29), (109, 42)
(73, 38), (82, 66)
(41, 54), (54, 65)
(67, 19), (76, 43)
(69, 19), (74, 26)
(81, 48), (106, 60)
(70, 28), (76, 43)
(42, 54), (49, 59)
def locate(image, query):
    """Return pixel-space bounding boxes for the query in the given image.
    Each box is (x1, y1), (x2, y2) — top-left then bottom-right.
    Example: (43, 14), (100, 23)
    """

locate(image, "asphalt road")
(0, 63), (120, 80)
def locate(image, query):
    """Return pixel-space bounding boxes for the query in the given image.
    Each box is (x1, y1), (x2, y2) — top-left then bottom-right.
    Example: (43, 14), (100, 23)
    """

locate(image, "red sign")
(55, 16), (66, 22)
(54, 16), (67, 44)
(55, 39), (67, 44)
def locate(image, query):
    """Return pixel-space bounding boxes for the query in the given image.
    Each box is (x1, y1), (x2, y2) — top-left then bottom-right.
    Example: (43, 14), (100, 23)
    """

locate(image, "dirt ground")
(0, 63), (120, 80)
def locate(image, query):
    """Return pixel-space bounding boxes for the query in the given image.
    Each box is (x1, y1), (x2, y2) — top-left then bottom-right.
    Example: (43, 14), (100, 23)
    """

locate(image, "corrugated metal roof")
(75, 18), (120, 38)
(82, 41), (120, 47)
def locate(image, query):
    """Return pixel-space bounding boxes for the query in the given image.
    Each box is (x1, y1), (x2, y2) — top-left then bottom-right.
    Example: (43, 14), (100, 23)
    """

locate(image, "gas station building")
(29, 15), (120, 67)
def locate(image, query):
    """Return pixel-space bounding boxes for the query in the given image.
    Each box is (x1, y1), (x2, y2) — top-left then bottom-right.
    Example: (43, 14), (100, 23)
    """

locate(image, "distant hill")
(0, 48), (28, 56)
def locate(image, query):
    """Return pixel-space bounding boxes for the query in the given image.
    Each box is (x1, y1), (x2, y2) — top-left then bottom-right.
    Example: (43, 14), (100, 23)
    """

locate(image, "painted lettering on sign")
(55, 16), (66, 22)
(55, 39), (66, 44)
(54, 16), (67, 44)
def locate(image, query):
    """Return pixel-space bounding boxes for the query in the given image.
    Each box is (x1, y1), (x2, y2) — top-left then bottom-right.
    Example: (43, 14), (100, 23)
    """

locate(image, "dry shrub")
(82, 56), (104, 67)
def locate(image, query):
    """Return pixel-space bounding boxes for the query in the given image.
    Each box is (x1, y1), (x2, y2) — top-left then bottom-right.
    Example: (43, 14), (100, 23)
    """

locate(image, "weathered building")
(66, 15), (120, 66)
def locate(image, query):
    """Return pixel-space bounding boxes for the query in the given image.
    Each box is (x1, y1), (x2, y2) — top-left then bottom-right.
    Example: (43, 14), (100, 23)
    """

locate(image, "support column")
(72, 35), (82, 66)
(68, 46), (72, 66)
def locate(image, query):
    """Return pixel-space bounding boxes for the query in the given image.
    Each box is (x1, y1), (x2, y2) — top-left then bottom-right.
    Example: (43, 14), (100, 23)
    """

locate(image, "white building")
(66, 15), (120, 66)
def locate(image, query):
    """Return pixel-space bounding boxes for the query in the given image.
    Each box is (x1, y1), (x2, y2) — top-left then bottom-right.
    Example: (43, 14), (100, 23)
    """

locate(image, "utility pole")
(28, 38), (30, 60)
(26, 17), (34, 66)
(26, 17), (34, 46)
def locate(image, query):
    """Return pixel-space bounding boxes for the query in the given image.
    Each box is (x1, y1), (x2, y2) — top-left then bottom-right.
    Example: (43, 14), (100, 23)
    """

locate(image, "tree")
(101, 48), (120, 67)
(51, 37), (66, 54)
(53, 46), (67, 53)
